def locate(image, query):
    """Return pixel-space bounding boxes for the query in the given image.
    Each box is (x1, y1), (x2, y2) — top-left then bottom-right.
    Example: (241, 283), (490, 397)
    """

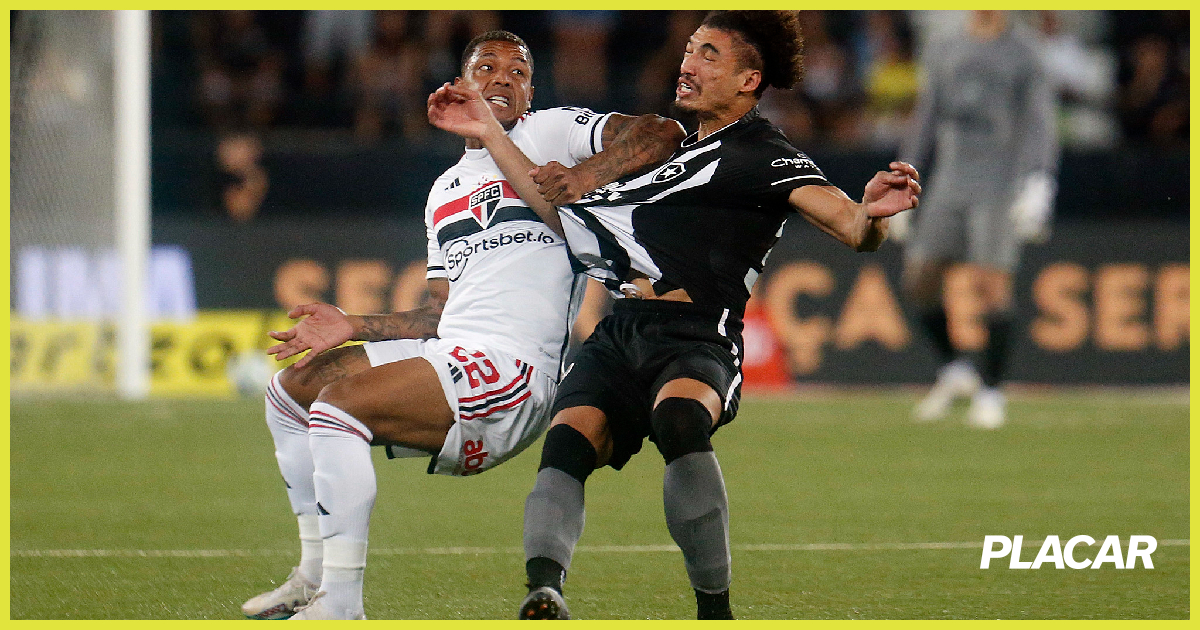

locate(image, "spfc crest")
(469, 182), (504, 227)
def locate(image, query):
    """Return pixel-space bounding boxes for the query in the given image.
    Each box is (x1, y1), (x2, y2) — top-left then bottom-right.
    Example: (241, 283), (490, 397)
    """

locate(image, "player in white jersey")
(240, 30), (685, 620)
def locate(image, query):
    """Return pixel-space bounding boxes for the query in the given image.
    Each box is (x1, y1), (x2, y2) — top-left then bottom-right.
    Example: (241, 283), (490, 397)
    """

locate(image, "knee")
(539, 423), (599, 484)
(903, 266), (943, 307)
(651, 398), (714, 465)
(278, 364), (319, 408)
(313, 378), (356, 414)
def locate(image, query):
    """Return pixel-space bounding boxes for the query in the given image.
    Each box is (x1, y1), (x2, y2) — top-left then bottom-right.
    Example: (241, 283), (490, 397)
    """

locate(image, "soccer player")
(894, 11), (1057, 429)
(428, 11), (920, 620)
(241, 30), (684, 620)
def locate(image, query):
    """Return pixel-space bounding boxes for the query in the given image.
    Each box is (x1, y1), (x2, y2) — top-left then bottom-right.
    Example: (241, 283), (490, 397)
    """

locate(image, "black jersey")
(559, 107), (830, 318)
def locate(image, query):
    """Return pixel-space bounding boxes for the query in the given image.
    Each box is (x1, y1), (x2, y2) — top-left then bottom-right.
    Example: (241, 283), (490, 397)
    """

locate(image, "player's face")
(462, 40), (534, 128)
(675, 26), (758, 116)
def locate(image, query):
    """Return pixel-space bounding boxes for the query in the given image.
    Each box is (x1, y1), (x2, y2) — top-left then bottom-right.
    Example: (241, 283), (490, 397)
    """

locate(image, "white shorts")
(362, 338), (556, 476)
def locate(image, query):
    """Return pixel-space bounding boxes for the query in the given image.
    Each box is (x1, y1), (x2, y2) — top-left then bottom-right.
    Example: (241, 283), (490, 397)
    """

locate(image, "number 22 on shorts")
(450, 346), (502, 388)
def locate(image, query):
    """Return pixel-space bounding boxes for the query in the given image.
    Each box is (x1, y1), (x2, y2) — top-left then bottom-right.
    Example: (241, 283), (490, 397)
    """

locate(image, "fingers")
(443, 83), (480, 101)
(544, 186), (572, 206)
(889, 161), (920, 180)
(532, 162), (563, 185)
(267, 329), (295, 342)
(266, 341), (301, 362)
(877, 170), (922, 195)
(287, 303), (319, 319)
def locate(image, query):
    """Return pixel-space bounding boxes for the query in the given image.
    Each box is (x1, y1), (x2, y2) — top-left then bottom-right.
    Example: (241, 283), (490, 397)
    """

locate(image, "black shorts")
(552, 299), (744, 470)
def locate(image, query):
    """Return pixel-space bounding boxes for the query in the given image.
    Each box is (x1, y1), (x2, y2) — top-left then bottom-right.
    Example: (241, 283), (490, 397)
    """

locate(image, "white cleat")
(966, 387), (1006, 430)
(288, 591), (367, 620)
(913, 360), (981, 422)
(242, 567), (320, 620)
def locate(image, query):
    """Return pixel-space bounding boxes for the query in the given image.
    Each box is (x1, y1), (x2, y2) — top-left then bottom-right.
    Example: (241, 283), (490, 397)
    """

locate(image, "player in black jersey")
(429, 11), (920, 620)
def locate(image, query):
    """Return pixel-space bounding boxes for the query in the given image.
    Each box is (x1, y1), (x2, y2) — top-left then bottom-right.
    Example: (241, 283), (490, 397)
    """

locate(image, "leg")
(905, 257), (981, 421)
(967, 265), (1015, 429)
(302, 357), (454, 619)
(520, 406), (613, 619)
(243, 345), (372, 619)
(652, 378), (733, 620)
(903, 257), (956, 365)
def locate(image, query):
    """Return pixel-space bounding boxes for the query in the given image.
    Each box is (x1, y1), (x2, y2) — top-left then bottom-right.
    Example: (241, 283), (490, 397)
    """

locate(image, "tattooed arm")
(267, 279), (449, 369)
(531, 113), (686, 205)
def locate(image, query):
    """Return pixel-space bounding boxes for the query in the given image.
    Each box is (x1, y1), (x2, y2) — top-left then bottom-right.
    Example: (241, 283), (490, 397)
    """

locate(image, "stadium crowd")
(149, 10), (1187, 149)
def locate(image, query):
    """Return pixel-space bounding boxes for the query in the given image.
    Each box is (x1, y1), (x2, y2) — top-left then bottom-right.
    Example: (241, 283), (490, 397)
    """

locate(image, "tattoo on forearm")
(356, 306), (441, 342)
(584, 116), (682, 186)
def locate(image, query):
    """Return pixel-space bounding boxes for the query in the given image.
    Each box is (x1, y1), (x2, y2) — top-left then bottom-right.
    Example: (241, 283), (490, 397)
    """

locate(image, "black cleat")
(696, 588), (733, 619)
(519, 586), (570, 619)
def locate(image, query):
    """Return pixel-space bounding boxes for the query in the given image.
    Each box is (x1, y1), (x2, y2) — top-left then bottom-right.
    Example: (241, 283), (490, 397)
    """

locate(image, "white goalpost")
(113, 9), (151, 399)
(11, 10), (152, 398)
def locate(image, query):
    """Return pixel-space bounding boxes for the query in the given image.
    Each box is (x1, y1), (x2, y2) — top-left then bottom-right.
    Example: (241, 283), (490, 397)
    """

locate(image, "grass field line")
(12, 539), (1189, 558)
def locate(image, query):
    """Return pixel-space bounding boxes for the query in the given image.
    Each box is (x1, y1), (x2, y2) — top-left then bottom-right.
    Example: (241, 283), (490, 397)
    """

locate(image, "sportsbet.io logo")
(980, 535), (1157, 569)
(444, 230), (557, 281)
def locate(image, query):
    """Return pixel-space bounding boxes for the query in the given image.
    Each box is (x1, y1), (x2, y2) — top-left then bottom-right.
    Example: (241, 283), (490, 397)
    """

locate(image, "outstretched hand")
(427, 81), (500, 141)
(266, 302), (356, 369)
(864, 161), (921, 218)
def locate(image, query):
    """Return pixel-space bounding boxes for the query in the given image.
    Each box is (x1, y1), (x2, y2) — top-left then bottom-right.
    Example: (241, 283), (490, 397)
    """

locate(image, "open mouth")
(485, 95), (510, 108)
(676, 78), (696, 97)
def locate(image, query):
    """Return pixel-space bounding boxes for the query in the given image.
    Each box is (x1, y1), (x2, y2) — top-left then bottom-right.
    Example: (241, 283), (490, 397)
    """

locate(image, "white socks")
(308, 401), (377, 616)
(264, 373), (322, 584)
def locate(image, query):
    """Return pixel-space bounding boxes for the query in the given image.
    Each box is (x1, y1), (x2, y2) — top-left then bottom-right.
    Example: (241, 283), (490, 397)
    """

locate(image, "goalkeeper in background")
(892, 10), (1058, 429)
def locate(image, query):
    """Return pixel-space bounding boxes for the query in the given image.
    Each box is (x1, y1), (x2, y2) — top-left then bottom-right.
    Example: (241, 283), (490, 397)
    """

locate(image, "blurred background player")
(430, 10), (919, 619)
(893, 10), (1058, 429)
(241, 30), (683, 619)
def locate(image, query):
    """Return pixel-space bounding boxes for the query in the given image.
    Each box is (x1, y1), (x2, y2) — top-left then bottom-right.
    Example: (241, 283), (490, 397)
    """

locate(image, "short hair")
(460, 30), (533, 76)
(701, 11), (803, 97)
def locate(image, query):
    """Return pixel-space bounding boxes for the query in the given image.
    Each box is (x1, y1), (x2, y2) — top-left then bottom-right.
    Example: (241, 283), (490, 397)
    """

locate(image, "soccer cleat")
(242, 567), (320, 620)
(518, 586), (570, 620)
(288, 591), (367, 620)
(913, 360), (981, 422)
(966, 387), (1006, 430)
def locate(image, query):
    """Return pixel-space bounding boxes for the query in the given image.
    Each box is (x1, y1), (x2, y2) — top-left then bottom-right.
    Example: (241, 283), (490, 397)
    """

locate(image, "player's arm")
(350, 278), (448, 342)
(267, 279), (449, 368)
(789, 162), (921, 252)
(427, 82), (565, 236)
(532, 114), (686, 206)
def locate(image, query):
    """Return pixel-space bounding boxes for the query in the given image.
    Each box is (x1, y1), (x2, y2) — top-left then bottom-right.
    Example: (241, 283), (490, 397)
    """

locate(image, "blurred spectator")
(424, 10), (501, 82)
(1117, 33), (1188, 145)
(302, 11), (373, 95)
(192, 11), (284, 130)
(796, 11), (861, 144)
(550, 11), (617, 111)
(351, 11), (429, 142)
(216, 133), (268, 223)
(1036, 10), (1119, 148)
(856, 11), (919, 148)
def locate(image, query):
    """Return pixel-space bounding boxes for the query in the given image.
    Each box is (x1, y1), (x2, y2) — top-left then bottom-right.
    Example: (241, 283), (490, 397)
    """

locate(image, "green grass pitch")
(10, 391), (1189, 619)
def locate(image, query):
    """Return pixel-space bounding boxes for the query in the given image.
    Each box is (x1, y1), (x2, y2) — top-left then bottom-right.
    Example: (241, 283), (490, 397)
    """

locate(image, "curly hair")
(701, 11), (804, 97)
(460, 30), (533, 76)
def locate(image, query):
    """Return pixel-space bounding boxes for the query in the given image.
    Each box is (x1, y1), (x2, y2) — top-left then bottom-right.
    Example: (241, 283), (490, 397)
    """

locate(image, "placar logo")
(469, 182), (504, 227)
(980, 535), (1158, 569)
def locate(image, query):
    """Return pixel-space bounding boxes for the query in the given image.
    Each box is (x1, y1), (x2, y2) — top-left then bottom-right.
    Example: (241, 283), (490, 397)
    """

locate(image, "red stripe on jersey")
(458, 363), (530, 404)
(432, 180), (521, 225)
(460, 389), (532, 420)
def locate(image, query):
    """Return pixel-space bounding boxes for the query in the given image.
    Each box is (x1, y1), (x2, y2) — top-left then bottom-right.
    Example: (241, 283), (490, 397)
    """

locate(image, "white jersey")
(425, 107), (612, 376)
